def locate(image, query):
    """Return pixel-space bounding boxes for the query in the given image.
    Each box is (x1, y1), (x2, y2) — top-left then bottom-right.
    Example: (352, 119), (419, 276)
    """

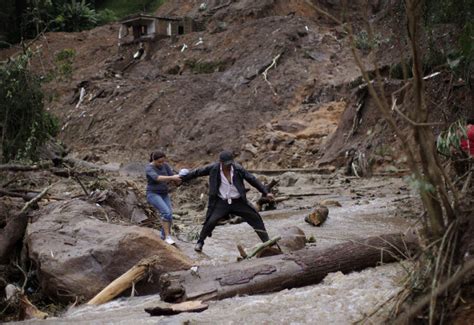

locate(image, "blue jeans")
(147, 192), (173, 239)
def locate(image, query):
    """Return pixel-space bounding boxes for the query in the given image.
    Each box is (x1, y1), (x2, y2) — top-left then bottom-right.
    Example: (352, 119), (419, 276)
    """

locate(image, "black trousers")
(199, 198), (270, 243)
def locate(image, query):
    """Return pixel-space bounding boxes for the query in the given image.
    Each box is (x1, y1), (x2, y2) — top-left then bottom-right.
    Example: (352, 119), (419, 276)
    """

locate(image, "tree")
(0, 51), (58, 162)
(304, 0), (472, 323)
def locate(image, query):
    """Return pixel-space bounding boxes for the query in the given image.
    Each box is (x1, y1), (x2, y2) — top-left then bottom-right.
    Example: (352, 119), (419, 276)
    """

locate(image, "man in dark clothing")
(180, 150), (273, 252)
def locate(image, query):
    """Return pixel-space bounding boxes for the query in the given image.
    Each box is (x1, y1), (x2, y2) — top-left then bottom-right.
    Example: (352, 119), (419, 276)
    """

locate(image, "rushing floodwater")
(17, 175), (418, 324)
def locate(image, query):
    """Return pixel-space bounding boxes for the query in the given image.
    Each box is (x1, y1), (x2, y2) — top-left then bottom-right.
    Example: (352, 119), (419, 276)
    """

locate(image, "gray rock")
(26, 199), (192, 302)
(280, 172), (298, 187)
(279, 227), (306, 253)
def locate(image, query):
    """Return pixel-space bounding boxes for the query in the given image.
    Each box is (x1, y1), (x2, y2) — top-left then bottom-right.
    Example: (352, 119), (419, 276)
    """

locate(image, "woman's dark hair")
(467, 117), (474, 125)
(149, 150), (166, 162)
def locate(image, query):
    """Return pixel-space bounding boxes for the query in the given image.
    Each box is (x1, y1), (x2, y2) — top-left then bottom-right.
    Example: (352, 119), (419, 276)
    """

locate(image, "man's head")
(219, 150), (234, 168)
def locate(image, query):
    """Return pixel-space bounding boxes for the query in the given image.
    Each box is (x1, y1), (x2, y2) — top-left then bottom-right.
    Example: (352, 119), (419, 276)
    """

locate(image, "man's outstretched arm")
(242, 168), (270, 196)
(180, 164), (213, 182)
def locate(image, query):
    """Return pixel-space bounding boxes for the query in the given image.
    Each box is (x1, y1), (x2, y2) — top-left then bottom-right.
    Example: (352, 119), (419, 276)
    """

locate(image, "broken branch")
(87, 255), (162, 305)
(20, 184), (53, 214)
(262, 53), (282, 96)
(245, 236), (281, 260)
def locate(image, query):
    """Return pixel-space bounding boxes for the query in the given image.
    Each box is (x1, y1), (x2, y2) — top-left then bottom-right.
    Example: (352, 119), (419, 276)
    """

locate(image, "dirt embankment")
(1, 0), (471, 171)
(0, 1), (381, 168)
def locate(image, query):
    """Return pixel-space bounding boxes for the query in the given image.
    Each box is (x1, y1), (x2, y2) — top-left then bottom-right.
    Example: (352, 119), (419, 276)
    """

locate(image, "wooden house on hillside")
(118, 14), (195, 45)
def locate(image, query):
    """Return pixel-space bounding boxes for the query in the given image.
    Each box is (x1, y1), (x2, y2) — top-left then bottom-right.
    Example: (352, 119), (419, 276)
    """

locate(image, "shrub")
(53, 48), (76, 80)
(0, 51), (59, 162)
(54, 0), (98, 32)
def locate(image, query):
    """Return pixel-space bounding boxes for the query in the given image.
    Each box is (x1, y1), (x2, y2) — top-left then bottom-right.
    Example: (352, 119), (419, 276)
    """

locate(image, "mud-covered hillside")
(1, 0), (471, 169)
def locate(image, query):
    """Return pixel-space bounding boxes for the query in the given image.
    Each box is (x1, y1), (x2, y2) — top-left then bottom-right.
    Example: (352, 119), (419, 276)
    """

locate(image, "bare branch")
(20, 184), (54, 214)
(262, 53), (282, 96)
(395, 259), (474, 324)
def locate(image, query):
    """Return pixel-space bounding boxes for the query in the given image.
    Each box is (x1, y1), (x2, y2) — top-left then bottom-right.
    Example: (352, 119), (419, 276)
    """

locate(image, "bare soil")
(1, 1), (470, 172)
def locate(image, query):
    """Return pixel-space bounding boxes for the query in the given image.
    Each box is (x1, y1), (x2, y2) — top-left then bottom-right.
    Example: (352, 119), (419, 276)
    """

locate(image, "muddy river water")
(19, 173), (419, 324)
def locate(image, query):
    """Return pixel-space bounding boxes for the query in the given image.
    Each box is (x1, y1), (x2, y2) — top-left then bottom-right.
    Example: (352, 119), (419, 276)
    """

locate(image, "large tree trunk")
(159, 233), (418, 302)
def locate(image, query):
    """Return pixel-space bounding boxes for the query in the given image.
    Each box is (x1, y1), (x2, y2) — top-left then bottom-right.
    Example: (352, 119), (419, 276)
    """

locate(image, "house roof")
(120, 13), (182, 25)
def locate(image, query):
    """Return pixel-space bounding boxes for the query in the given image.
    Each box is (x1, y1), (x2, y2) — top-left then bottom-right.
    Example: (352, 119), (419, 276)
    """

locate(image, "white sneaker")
(165, 236), (175, 245)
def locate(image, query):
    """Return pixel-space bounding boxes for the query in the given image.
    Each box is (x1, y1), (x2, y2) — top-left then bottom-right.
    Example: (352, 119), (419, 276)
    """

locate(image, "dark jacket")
(181, 162), (268, 222)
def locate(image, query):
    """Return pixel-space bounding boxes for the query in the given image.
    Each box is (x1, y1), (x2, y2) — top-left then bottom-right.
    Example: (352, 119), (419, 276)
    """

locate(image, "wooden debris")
(159, 233), (418, 303)
(240, 236), (282, 260)
(145, 300), (209, 316)
(20, 184), (53, 213)
(262, 52), (282, 96)
(256, 178), (279, 211)
(247, 166), (336, 175)
(0, 162), (52, 171)
(87, 255), (162, 305)
(5, 284), (48, 320)
(237, 244), (248, 259)
(305, 205), (329, 226)
(19, 294), (49, 320)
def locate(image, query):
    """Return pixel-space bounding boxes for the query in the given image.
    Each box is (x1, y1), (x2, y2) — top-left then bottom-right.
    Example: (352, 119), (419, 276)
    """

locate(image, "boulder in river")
(305, 205), (329, 226)
(26, 199), (192, 302)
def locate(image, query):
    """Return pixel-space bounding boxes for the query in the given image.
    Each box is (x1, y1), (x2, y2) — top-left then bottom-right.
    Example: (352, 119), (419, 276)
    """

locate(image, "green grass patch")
(96, 0), (166, 20)
(185, 59), (231, 74)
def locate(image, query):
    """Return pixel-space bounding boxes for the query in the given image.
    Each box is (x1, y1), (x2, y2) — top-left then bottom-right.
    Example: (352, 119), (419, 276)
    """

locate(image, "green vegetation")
(0, 0), (166, 45)
(54, 0), (98, 32)
(185, 59), (230, 74)
(54, 48), (76, 80)
(95, 0), (166, 19)
(423, 0), (473, 81)
(436, 119), (467, 157)
(0, 51), (59, 162)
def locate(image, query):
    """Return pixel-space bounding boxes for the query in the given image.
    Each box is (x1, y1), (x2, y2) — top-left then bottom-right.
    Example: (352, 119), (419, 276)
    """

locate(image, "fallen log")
(87, 255), (162, 305)
(0, 188), (29, 199)
(159, 233), (417, 303)
(0, 162), (52, 171)
(288, 192), (332, 197)
(247, 166), (336, 175)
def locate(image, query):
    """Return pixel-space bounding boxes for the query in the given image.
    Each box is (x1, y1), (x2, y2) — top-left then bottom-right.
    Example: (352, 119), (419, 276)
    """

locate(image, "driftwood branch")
(20, 184), (53, 214)
(245, 236), (281, 260)
(87, 255), (162, 305)
(145, 300), (209, 316)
